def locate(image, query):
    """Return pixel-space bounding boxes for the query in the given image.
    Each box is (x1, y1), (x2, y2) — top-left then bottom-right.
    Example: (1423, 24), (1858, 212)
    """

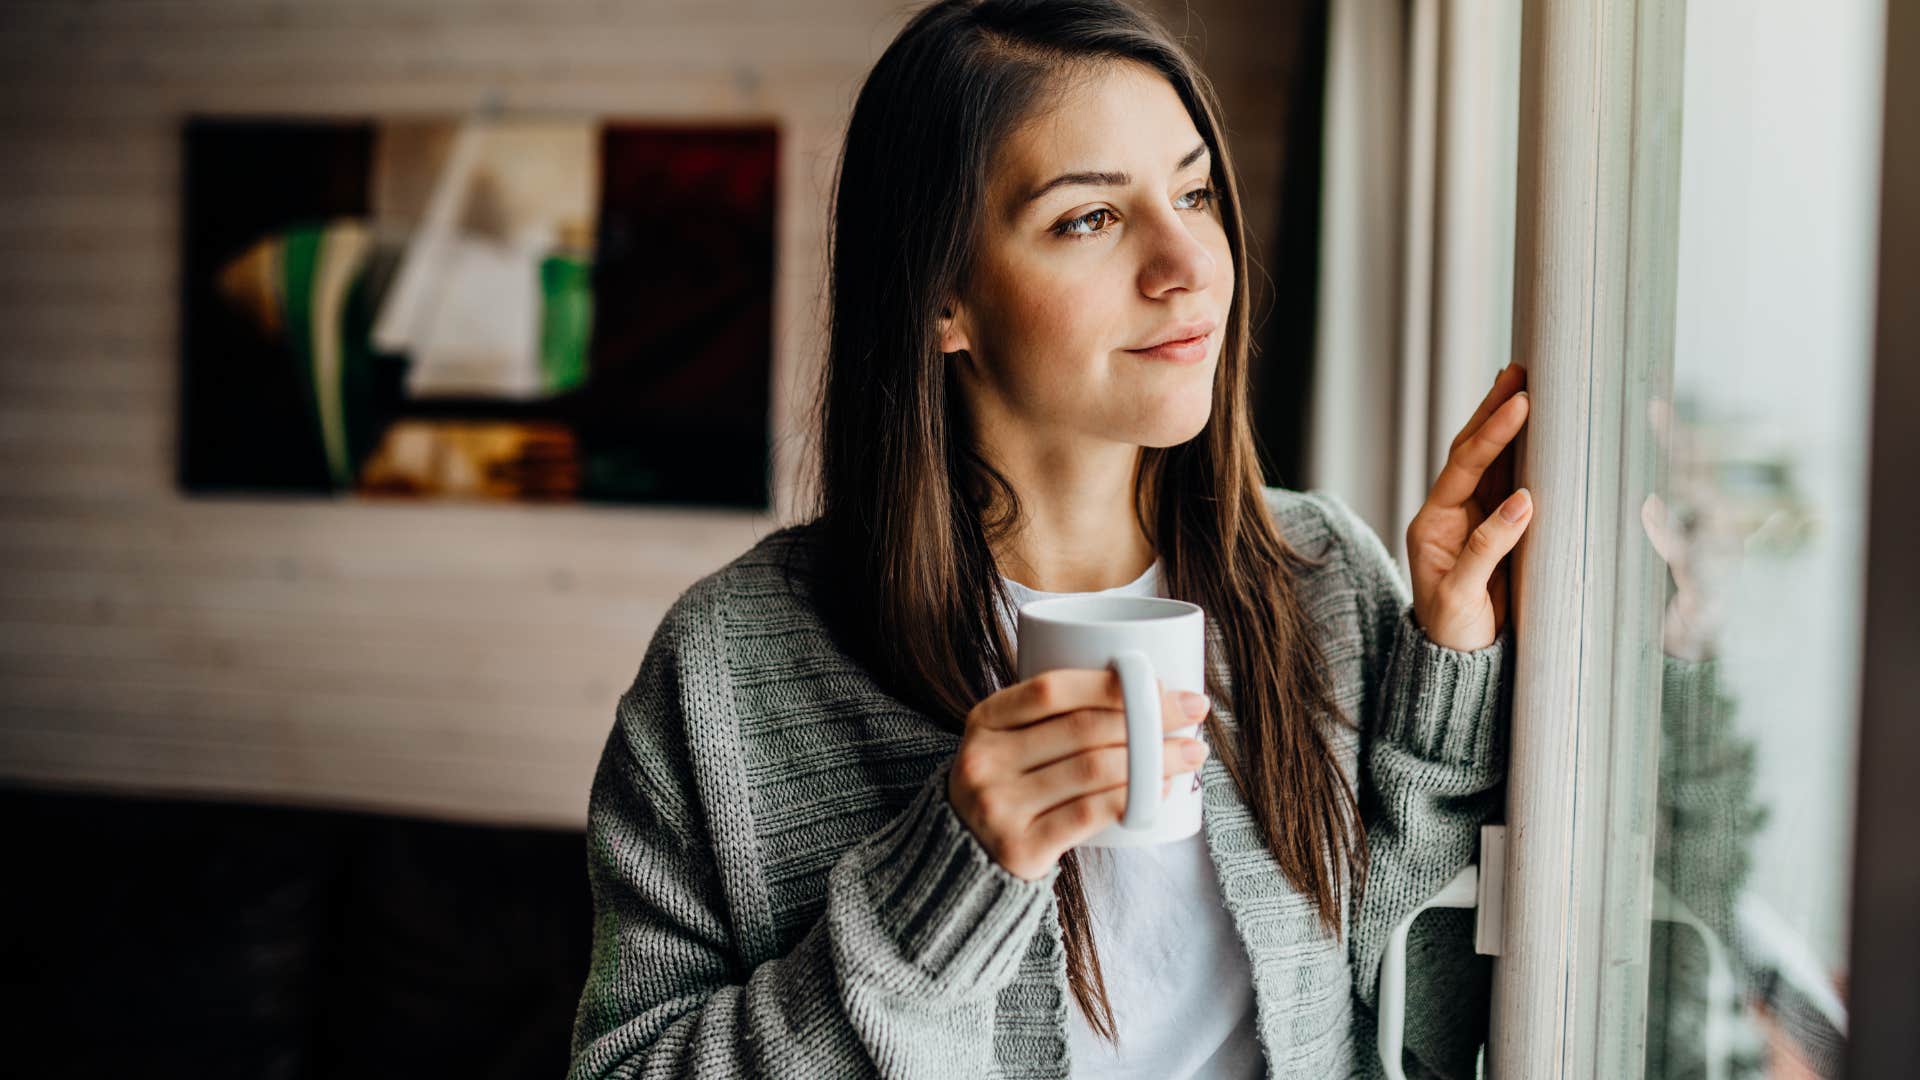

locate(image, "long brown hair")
(806, 0), (1366, 1045)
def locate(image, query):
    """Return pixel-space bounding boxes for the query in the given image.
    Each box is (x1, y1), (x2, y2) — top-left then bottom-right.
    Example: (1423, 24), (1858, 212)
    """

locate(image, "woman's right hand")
(947, 670), (1213, 881)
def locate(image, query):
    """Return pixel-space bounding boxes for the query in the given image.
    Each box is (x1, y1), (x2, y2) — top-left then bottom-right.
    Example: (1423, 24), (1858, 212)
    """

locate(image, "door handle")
(1378, 824), (1505, 1080)
(1376, 828), (1736, 1080)
(1650, 879), (1736, 1080)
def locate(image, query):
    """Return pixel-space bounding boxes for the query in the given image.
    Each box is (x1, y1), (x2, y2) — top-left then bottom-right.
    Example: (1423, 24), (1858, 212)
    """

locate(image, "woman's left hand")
(1407, 362), (1534, 651)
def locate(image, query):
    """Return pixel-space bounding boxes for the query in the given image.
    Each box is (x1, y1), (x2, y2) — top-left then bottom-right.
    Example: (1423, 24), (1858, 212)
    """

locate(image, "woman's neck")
(985, 439), (1156, 594)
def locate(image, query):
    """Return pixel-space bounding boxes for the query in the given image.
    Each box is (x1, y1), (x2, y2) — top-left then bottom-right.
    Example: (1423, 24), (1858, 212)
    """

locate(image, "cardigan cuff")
(854, 758), (1059, 998)
(1659, 653), (1736, 778)
(1377, 603), (1512, 770)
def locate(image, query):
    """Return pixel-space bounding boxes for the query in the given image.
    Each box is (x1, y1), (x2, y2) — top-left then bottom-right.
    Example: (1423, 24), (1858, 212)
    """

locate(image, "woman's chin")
(1135, 409), (1214, 449)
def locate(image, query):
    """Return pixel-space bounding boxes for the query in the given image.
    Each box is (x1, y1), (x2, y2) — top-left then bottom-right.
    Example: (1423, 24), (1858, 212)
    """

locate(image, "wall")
(0, 0), (1311, 827)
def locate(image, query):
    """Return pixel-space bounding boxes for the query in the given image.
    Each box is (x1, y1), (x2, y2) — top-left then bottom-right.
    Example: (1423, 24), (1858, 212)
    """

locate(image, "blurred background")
(0, 1), (1327, 1076)
(0, 1), (1910, 1078)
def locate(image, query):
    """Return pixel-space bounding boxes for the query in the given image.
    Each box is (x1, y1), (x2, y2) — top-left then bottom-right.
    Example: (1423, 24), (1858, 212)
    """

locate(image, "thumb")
(1450, 488), (1533, 597)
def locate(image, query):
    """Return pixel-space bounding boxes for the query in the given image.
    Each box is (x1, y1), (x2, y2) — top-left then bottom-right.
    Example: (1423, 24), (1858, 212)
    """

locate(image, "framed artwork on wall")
(179, 113), (777, 508)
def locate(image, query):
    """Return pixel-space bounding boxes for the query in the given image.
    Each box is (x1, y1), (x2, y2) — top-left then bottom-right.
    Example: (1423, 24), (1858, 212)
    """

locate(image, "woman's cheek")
(1017, 283), (1105, 360)
(1022, 262), (1097, 323)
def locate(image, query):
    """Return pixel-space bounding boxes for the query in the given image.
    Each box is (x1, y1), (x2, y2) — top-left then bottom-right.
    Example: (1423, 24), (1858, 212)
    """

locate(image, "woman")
(568, 1), (1534, 1077)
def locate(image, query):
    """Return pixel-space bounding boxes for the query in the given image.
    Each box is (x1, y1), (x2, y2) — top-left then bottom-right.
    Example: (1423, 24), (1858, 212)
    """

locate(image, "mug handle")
(1108, 649), (1161, 830)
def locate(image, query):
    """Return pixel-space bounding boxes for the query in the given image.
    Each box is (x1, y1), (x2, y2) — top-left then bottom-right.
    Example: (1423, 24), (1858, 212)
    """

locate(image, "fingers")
(1641, 491), (1698, 592)
(1000, 688), (1210, 773)
(973, 668), (1125, 731)
(977, 668), (1208, 733)
(1025, 788), (1127, 859)
(1641, 492), (1678, 566)
(1021, 737), (1198, 849)
(1025, 740), (1208, 815)
(1445, 487), (1533, 596)
(1430, 389), (1530, 510)
(1451, 363), (1528, 455)
(955, 675), (1213, 876)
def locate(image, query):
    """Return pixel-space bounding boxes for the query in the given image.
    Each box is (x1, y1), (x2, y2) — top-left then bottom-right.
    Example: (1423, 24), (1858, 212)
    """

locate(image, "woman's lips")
(1126, 331), (1212, 364)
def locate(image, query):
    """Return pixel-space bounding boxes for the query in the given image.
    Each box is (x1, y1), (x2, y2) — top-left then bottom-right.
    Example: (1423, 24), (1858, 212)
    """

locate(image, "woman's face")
(943, 60), (1234, 455)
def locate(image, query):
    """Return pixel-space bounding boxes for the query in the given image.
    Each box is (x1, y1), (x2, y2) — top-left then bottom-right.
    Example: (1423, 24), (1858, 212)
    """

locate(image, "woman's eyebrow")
(1020, 141), (1210, 207)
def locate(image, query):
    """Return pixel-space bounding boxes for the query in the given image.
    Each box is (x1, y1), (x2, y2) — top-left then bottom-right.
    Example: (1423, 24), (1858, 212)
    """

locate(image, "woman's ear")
(937, 300), (974, 356)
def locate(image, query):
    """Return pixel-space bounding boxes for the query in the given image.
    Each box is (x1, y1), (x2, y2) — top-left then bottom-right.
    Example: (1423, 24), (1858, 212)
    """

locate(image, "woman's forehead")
(993, 62), (1207, 211)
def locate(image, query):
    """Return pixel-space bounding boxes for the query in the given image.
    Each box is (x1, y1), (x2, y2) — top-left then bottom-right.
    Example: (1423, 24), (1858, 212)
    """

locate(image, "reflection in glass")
(1634, 3), (1880, 1077)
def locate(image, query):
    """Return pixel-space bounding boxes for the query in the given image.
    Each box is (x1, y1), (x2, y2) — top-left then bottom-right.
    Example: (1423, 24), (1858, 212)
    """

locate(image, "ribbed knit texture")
(1647, 655), (1766, 1080)
(568, 486), (1551, 1079)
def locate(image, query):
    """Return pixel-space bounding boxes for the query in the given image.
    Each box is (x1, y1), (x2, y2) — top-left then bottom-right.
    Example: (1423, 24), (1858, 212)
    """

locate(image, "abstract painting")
(180, 114), (776, 507)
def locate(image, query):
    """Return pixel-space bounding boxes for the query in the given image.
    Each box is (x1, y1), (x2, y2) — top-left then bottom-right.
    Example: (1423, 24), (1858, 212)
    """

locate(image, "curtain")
(1305, 0), (1522, 572)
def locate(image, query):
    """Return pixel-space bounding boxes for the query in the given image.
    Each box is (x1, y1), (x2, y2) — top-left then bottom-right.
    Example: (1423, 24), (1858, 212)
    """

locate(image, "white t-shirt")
(995, 561), (1265, 1080)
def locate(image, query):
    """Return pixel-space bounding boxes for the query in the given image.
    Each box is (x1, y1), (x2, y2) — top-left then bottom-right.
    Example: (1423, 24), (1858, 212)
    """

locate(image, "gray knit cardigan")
(566, 486), (1716, 1079)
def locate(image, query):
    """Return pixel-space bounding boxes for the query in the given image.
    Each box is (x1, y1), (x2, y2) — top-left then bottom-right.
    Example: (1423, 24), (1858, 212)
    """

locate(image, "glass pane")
(1632, 2), (1881, 1077)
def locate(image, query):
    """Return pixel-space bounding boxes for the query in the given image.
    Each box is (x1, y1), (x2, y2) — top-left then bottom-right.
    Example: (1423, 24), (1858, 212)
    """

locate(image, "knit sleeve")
(1653, 653), (1763, 949)
(567, 589), (1059, 1080)
(1306, 490), (1510, 1080)
(1645, 654), (1769, 1080)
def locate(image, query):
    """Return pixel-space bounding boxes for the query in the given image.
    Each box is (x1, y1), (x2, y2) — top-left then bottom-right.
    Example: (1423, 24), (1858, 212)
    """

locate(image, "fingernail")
(1178, 691), (1210, 718)
(1499, 487), (1532, 522)
(1183, 741), (1210, 763)
(1493, 363), (1508, 385)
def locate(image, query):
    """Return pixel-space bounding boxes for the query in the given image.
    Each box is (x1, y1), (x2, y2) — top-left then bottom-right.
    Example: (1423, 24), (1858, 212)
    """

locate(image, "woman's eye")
(1055, 208), (1117, 238)
(1053, 187), (1219, 240)
(1177, 185), (1219, 211)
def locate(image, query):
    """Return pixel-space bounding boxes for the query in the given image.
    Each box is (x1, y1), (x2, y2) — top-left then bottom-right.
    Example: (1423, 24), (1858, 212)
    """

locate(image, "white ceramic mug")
(1015, 595), (1207, 847)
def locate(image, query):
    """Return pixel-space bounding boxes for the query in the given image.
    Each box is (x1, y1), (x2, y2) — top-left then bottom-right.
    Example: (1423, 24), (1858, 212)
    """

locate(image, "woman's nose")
(1137, 211), (1217, 298)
